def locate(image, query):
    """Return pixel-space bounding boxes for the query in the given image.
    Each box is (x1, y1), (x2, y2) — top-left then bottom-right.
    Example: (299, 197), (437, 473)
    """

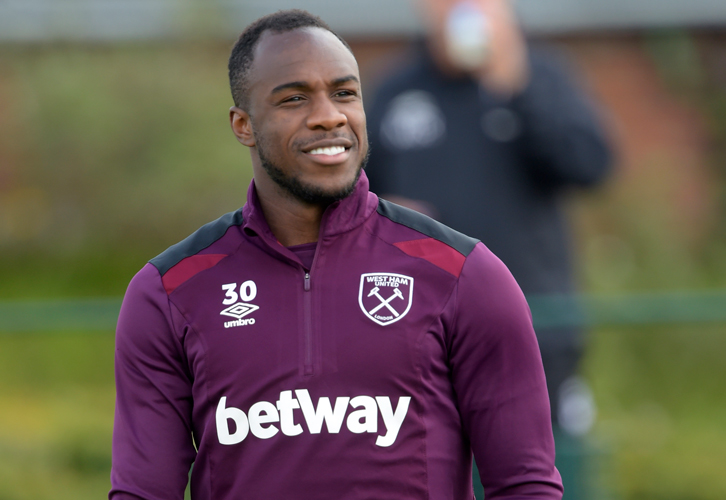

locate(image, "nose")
(306, 95), (347, 130)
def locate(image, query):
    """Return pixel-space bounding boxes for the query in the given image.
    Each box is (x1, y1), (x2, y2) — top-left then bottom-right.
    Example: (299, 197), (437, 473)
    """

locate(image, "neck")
(253, 170), (325, 247)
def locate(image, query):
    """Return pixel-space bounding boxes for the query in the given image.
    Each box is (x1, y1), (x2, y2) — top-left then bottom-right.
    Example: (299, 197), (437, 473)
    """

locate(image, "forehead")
(249, 27), (359, 94)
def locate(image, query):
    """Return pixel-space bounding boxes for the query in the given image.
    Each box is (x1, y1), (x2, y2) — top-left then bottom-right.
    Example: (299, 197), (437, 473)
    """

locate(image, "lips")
(301, 137), (354, 165)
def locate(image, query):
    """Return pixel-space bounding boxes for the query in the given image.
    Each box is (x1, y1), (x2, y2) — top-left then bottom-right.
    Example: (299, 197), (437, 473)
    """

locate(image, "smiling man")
(227, 19), (367, 246)
(110, 10), (562, 500)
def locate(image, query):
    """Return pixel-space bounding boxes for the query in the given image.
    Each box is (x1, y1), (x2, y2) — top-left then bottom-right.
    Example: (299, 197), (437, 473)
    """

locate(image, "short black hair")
(228, 9), (352, 110)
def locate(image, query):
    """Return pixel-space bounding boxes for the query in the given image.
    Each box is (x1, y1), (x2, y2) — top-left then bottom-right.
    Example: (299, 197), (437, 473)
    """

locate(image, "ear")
(230, 106), (255, 147)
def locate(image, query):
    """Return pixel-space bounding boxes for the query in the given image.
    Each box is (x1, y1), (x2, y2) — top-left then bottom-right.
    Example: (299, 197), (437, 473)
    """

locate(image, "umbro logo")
(221, 281), (258, 328)
(221, 302), (259, 319)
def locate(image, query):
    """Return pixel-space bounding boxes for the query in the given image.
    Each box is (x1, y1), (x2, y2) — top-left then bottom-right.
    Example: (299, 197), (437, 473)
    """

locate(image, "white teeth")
(308, 146), (345, 156)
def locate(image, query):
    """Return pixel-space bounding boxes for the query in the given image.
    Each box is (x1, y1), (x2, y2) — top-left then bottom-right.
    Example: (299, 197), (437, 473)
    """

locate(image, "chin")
(260, 143), (368, 205)
(299, 167), (362, 204)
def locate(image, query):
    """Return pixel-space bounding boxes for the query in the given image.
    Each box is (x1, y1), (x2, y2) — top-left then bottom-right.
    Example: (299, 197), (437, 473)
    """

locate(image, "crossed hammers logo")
(367, 286), (405, 317)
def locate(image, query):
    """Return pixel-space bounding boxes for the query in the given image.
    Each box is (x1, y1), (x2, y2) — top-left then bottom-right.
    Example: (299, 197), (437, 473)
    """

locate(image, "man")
(366, 0), (612, 437)
(110, 9), (562, 500)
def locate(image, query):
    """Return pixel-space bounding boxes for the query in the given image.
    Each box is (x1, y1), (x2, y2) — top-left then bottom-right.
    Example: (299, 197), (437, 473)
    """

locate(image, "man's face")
(244, 27), (368, 205)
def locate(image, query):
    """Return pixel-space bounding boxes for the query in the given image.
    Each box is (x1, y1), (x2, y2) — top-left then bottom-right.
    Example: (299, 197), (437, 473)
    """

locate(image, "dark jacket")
(366, 45), (613, 299)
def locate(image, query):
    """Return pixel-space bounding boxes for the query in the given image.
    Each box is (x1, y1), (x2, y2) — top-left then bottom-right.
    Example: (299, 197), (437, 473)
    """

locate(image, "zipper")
(303, 272), (313, 375)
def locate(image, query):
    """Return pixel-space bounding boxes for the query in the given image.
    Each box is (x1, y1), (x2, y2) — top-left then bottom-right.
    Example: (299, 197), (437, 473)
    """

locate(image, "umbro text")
(224, 318), (256, 328)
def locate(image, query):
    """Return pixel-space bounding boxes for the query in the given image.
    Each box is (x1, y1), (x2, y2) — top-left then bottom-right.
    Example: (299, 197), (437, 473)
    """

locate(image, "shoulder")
(374, 198), (479, 278)
(150, 209), (244, 275)
(148, 208), (245, 295)
(376, 199), (478, 256)
(455, 242), (532, 333)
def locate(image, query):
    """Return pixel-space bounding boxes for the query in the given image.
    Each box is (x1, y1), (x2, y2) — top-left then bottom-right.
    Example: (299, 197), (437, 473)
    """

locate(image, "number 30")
(222, 281), (257, 305)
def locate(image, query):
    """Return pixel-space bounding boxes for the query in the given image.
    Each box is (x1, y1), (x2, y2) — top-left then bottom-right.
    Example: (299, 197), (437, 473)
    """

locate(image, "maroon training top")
(110, 171), (562, 500)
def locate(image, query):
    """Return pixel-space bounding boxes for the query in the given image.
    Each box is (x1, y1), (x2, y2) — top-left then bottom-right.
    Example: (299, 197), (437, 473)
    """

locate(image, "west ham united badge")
(359, 273), (414, 326)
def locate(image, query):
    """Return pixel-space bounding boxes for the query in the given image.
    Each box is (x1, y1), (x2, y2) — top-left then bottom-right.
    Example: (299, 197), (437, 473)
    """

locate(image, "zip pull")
(304, 272), (311, 291)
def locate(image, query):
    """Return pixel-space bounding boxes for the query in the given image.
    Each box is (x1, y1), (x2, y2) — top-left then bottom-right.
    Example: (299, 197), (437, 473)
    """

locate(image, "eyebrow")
(331, 75), (359, 86)
(270, 74), (360, 95)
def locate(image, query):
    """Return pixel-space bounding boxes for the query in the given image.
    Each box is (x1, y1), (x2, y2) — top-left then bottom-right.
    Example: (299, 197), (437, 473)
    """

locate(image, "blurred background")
(1, 1), (726, 499)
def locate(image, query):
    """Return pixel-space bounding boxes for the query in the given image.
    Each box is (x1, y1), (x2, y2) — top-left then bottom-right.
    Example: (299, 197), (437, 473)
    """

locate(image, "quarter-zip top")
(111, 171), (562, 500)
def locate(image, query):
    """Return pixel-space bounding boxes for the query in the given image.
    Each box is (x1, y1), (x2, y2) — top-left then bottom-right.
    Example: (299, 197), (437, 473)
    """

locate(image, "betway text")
(216, 390), (411, 448)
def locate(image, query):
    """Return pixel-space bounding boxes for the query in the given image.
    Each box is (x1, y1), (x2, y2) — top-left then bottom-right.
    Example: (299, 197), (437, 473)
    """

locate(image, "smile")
(307, 146), (347, 156)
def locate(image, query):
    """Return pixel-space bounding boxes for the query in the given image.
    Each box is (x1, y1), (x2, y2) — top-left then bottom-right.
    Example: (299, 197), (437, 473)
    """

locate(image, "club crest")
(359, 273), (414, 326)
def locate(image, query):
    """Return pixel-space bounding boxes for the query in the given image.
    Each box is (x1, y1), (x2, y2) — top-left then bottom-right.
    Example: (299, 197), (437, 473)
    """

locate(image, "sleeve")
(109, 263), (196, 500)
(445, 243), (563, 499)
(510, 48), (614, 188)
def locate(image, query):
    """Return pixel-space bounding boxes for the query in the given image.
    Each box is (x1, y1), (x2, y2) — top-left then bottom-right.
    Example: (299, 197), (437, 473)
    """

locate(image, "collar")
(241, 170), (379, 250)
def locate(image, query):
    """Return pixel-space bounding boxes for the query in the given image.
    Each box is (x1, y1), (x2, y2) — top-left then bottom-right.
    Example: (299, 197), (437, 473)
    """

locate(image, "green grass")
(0, 333), (115, 500)
(583, 325), (726, 500)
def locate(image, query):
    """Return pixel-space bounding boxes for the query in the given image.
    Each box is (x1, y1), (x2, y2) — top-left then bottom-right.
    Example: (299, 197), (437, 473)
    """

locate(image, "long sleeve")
(445, 243), (563, 499)
(511, 49), (614, 188)
(110, 263), (196, 500)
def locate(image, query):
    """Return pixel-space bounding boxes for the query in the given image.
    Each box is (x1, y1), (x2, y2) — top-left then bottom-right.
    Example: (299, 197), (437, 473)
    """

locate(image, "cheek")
(345, 105), (366, 133)
(256, 124), (286, 154)
(266, 117), (301, 150)
(352, 113), (368, 146)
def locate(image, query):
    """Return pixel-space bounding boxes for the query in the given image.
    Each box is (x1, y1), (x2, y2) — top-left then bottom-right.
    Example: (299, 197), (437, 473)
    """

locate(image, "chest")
(172, 238), (454, 397)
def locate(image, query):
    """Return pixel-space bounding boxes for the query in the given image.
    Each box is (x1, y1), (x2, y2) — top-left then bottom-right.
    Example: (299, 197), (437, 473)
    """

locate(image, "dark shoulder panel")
(377, 198), (479, 257)
(149, 209), (244, 276)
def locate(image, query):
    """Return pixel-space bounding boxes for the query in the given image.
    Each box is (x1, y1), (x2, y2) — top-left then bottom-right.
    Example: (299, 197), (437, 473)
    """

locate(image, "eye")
(334, 89), (358, 98)
(281, 95), (305, 104)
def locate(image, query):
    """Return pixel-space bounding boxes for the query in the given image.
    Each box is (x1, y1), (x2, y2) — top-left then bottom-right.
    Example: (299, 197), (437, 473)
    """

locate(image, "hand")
(476, 0), (530, 97)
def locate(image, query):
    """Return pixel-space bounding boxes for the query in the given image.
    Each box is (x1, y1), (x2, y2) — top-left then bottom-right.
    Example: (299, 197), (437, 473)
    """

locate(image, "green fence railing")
(529, 290), (726, 329)
(1, 290), (726, 333)
(0, 298), (122, 332)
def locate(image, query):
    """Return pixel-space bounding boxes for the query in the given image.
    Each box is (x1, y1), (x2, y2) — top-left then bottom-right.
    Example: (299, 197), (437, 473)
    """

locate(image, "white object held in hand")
(445, 1), (491, 71)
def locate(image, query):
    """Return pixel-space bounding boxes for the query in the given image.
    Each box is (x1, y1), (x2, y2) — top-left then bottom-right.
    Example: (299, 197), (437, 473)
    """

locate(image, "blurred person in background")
(365, 0), (613, 493)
